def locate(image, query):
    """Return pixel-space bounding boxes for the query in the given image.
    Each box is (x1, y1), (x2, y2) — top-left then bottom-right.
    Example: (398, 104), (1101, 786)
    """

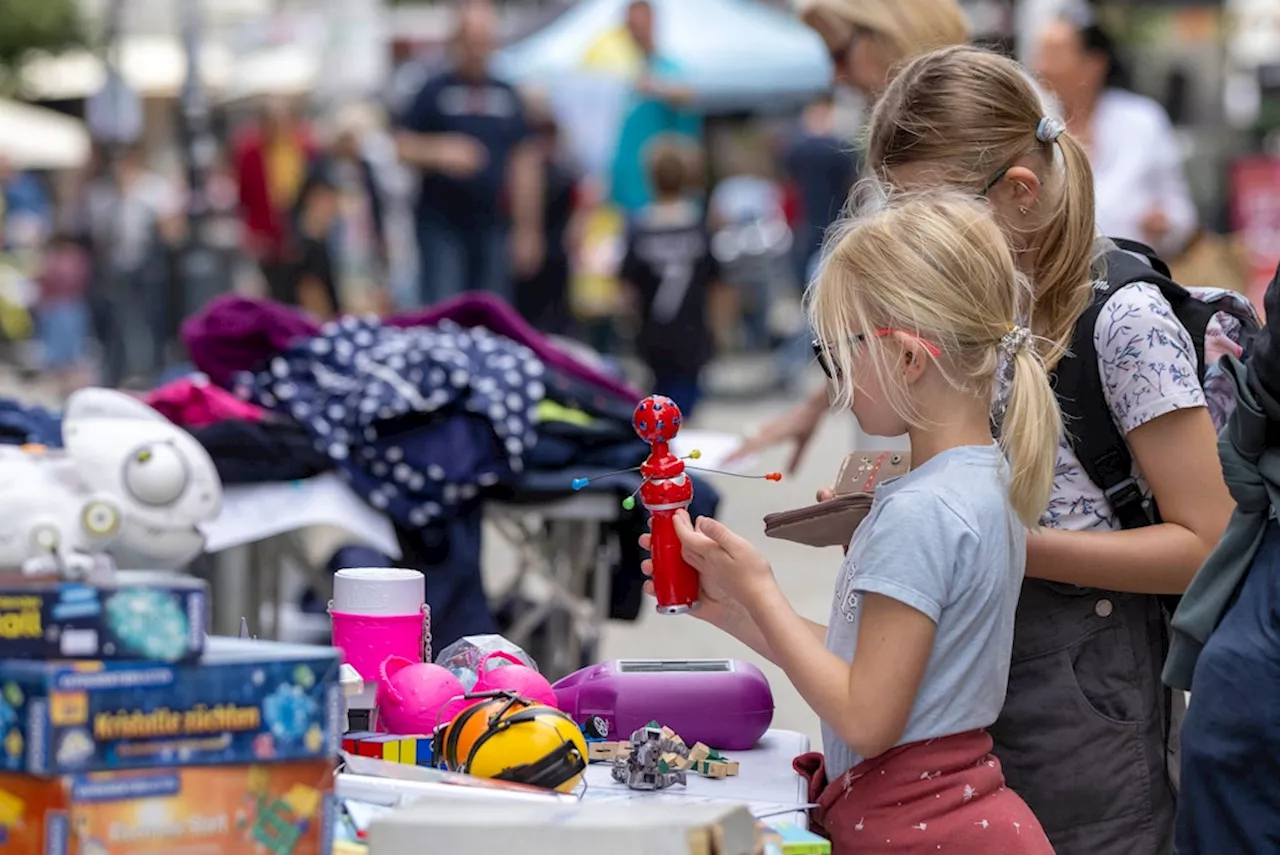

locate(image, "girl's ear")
(890, 331), (930, 384)
(1001, 166), (1042, 212)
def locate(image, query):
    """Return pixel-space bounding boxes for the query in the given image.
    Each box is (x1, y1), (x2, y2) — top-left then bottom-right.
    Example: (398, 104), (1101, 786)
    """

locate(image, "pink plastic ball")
(472, 651), (558, 708)
(376, 655), (467, 734)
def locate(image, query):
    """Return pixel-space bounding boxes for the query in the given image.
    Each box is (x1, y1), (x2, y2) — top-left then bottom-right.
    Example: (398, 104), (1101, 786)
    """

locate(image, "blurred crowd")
(0, 0), (1210, 422)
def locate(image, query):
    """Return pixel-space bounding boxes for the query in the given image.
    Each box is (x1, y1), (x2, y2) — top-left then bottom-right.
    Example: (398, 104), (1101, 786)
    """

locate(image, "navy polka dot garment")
(234, 316), (546, 527)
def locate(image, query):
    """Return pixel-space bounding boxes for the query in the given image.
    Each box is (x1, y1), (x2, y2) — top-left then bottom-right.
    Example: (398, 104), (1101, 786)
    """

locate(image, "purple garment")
(183, 292), (638, 401)
(181, 295), (321, 388)
(388, 292), (640, 401)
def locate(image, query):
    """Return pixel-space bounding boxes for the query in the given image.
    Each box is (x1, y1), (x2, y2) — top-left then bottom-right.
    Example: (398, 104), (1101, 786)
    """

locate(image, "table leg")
(211, 545), (252, 637)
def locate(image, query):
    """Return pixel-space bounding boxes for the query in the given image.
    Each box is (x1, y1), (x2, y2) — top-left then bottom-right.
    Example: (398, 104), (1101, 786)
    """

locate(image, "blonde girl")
(644, 191), (1058, 854)
(861, 47), (1233, 855)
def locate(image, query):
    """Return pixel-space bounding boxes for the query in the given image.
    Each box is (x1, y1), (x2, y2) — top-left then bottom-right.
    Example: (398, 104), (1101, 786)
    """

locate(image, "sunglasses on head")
(812, 330), (942, 379)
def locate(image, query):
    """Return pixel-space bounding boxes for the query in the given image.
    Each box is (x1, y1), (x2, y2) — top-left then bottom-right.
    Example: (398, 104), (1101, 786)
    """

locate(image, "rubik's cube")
(343, 732), (434, 767)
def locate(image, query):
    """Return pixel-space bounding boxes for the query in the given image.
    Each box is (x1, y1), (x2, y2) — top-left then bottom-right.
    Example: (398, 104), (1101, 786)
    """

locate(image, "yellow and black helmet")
(432, 692), (587, 793)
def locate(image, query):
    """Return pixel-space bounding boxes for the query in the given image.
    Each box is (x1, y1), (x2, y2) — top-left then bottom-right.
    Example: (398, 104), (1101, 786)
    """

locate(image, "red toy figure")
(571, 395), (782, 616)
(632, 395), (700, 613)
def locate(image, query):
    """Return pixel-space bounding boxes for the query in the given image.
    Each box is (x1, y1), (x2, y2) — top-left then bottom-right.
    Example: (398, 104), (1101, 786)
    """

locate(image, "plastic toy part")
(565, 395), (783, 615)
(375, 657), (466, 736)
(432, 692), (587, 793)
(471, 651), (558, 709)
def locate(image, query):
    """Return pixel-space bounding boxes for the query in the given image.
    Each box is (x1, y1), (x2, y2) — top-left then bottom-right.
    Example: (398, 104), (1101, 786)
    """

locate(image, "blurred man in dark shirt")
(784, 92), (855, 283)
(395, 0), (544, 307)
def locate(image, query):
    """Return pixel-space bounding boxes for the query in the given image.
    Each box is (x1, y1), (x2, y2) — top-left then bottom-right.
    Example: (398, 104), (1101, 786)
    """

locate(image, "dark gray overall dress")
(990, 579), (1179, 855)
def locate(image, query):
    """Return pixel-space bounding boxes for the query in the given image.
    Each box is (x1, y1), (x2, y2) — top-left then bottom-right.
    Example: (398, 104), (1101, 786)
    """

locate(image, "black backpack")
(1052, 237), (1259, 536)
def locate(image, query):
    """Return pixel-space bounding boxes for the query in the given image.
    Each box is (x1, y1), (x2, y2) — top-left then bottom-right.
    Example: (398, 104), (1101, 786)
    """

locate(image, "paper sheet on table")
(201, 473), (400, 557)
(579, 786), (811, 820)
(670, 430), (757, 474)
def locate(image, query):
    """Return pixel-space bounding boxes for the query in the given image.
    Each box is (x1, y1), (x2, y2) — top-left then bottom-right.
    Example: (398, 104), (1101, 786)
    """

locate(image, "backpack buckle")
(1103, 477), (1153, 526)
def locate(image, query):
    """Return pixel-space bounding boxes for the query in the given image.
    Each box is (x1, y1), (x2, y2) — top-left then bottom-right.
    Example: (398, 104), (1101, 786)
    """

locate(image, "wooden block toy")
(688, 742), (712, 765)
(695, 760), (730, 778)
(659, 726), (687, 748)
(588, 741), (632, 762)
(657, 752), (688, 773)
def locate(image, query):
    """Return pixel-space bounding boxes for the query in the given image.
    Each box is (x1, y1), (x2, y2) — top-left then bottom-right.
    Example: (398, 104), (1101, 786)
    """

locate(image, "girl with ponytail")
(860, 46), (1232, 855)
(645, 191), (1058, 853)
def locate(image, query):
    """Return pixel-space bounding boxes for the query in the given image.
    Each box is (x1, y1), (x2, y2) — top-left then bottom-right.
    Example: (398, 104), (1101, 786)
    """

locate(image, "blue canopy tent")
(492, 0), (832, 114)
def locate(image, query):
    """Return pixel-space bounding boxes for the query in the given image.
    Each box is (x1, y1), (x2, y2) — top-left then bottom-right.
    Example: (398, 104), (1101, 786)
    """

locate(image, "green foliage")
(0, 0), (85, 75)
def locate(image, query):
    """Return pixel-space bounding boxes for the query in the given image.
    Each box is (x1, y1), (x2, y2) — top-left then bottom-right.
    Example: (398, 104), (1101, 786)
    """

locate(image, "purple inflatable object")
(553, 659), (773, 751)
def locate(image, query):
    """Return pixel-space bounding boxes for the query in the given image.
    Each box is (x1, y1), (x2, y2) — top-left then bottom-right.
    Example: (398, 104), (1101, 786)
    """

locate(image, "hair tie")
(1036, 117), (1066, 144)
(999, 325), (1032, 357)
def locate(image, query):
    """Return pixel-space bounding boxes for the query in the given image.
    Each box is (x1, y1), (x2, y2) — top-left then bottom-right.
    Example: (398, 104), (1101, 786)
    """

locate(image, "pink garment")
(145, 376), (266, 428)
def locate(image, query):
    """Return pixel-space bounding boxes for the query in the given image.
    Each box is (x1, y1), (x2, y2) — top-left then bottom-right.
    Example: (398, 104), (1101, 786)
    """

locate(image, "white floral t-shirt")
(1042, 281), (1205, 533)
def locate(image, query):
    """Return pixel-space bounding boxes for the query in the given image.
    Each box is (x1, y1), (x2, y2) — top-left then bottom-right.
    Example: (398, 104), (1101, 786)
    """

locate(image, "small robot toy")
(611, 721), (690, 791)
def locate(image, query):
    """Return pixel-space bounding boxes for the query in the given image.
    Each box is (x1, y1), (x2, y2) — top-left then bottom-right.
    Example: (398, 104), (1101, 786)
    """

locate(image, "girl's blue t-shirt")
(821, 444), (1026, 779)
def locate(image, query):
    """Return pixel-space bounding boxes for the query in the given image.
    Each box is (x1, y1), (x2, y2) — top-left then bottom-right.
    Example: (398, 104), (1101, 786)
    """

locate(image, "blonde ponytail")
(866, 46), (1099, 371)
(999, 343), (1063, 529)
(1027, 132), (1096, 370)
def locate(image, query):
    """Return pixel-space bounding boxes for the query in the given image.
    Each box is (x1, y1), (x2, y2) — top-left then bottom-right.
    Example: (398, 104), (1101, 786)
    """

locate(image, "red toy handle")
(649, 509), (701, 613)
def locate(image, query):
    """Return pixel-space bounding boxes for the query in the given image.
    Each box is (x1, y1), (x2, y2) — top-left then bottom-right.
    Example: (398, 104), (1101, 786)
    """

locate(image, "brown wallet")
(762, 450), (910, 548)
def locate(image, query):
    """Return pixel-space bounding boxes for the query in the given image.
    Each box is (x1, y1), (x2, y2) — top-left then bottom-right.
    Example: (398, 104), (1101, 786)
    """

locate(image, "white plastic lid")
(332, 567), (425, 617)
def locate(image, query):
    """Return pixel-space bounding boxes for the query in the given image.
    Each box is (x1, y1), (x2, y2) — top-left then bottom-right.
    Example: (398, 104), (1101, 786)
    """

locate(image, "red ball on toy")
(632, 395), (682, 444)
(471, 651), (558, 708)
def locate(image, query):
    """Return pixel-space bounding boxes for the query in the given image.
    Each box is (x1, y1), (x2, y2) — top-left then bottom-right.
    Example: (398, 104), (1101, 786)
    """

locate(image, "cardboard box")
(0, 760), (334, 854)
(0, 573), (207, 664)
(0, 638), (342, 775)
(368, 801), (760, 855)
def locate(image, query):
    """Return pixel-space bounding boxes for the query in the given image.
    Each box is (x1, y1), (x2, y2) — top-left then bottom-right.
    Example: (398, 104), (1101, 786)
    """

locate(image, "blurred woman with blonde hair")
(731, 0), (970, 467)
(798, 0), (970, 98)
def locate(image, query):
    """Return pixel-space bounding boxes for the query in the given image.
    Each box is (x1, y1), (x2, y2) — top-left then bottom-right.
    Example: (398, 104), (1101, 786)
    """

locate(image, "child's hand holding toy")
(639, 510), (779, 610)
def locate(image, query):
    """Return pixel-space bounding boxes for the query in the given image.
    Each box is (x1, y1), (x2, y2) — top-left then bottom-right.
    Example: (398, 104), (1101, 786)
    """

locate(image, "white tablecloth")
(580, 728), (812, 827)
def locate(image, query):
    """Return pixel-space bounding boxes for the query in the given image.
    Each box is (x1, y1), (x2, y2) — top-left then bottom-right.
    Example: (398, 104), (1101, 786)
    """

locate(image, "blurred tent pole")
(177, 0), (226, 343)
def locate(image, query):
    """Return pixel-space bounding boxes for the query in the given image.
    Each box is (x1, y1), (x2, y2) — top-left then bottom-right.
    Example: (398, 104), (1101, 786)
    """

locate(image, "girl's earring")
(1019, 206), (1029, 216)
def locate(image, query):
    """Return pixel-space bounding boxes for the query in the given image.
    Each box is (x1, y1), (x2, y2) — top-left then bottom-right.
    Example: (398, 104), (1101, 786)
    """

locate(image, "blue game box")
(0, 571), (208, 664)
(0, 637), (343, 776)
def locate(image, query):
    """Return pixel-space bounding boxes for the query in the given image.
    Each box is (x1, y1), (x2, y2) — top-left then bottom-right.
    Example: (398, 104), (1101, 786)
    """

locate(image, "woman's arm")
(1027, 406), (1232, 593)
(746, 584), (933, 759)
(724, 386), (829, 472)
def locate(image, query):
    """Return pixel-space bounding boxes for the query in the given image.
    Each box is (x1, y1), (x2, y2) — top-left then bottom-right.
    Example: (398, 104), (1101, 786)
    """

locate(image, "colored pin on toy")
(567, 395), (783, 615)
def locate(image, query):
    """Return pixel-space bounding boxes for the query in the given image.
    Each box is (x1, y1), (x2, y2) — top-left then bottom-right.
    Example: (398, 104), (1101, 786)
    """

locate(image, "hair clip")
(1036, 117), (1066, 144)
(999, 325), (1032, 356)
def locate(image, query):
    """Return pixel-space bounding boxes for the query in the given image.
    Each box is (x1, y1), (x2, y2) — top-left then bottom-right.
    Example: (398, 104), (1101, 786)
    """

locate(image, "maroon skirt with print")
(793, 729), (1054, 854)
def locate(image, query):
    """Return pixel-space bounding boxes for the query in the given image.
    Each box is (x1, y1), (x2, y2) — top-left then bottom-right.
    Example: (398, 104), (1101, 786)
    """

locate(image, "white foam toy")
(0, 388), (223, 577)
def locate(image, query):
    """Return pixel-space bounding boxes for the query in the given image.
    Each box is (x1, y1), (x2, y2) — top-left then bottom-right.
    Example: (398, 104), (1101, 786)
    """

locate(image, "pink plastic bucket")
(331, 606), (428, 683)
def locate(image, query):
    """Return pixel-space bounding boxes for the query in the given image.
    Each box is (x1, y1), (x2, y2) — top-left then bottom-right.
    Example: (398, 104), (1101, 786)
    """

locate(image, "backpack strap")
(1053, 245), (1205, 531)
(1109, 237), (1173, 280)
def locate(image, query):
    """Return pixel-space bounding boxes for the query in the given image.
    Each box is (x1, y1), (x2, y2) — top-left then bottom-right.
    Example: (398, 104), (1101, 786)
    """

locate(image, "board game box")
(0, 638), (342, 776)
(0, 573), (207, 664)
(0, 760), (334, 854)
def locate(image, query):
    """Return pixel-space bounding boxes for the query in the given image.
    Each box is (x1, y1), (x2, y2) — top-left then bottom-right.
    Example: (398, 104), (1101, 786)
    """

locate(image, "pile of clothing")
(0, 293), (719, 649)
